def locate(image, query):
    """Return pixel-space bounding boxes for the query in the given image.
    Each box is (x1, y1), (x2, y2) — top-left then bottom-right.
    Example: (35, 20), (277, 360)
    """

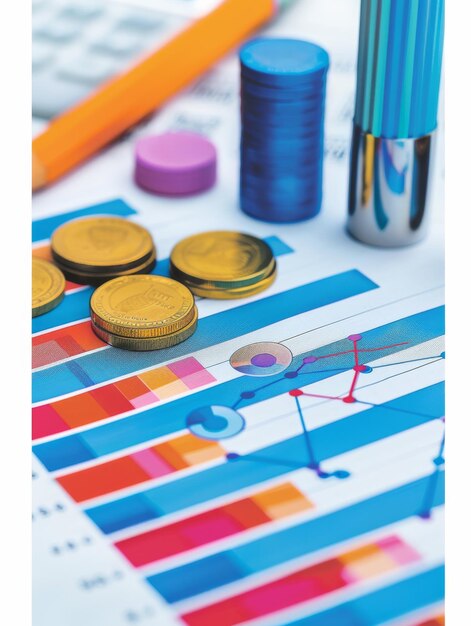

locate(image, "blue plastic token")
(240, 38), (329, 83)
(239, 38), (329, 223)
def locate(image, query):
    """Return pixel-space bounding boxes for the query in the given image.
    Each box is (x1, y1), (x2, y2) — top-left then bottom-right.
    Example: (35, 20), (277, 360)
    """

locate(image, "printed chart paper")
(32, 1), (445, 624)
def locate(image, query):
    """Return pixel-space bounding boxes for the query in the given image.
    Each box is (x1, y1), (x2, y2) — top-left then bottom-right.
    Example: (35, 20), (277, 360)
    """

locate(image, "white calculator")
(32, 0), (221, 118)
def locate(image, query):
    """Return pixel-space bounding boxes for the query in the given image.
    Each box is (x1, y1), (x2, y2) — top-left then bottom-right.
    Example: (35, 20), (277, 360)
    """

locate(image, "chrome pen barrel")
(347, 124), (436, 248)
(348, 0), (444, 247)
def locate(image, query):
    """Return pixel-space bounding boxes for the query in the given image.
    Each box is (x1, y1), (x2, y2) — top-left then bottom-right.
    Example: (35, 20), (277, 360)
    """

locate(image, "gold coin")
(54, 249), (157, 286)
(32, 258), (66, 317)
(90, 274), (196, 338)
(51, 217), (155, 271)
(186, 263), (277, 299)
(170, 231), (275, 290)
(91, 308), (198, 351)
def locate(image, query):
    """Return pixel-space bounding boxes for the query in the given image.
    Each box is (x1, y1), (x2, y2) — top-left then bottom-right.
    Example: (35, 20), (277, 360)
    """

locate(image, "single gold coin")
(170, 231), (275, 290)
(32, 258), (66, 317)
(187, 263), (277, 299)
(91, 308), (198, 351)
(90, 274), (196, 338)
(54, 249), (157, 286)
(51, 217), (155, 272)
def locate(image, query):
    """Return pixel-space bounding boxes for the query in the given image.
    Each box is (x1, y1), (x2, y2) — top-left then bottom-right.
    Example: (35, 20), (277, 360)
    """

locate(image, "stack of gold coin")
(169, 231), (276, 299)
(51, 217), (156, 285)
(32, 258), (66, 317)
(90, 275), (198, 351)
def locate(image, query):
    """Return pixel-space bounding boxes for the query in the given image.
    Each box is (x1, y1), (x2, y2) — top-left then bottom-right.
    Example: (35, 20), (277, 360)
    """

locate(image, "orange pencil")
(32, 0), (291, 191)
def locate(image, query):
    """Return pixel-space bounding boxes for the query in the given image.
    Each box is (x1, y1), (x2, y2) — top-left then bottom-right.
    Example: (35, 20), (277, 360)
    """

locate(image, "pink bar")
(182, 369), (216, 390)
(180, 516), (242, 545)
(377, 536), (421, 565)
(167, 356), (204, 378)
(131, 448), (173, 478)
(130, 391), (159, 409)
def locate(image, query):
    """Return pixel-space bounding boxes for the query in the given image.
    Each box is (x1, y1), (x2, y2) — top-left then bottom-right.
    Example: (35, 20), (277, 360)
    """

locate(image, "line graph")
(82, 322), (445, 536)
(33, 306), (445, 473)
(138, 332), (444, 610)
(186, 335), (445, 502)
(419, 418), (446, 520)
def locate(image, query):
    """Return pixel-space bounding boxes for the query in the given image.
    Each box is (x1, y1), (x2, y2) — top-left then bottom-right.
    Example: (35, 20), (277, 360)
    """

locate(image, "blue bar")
(32, 269), (376, 401)
(286, 566), (444, 626)
(32, 199), (137, 243)
(38, 435), (96, 468)
(146, 472), (444, 602)
(84, 382), (444, 534)
(31, 236), (293, 336)
(97, 494), (158, 531)
(32, 288), (93, 334)
(32, 306), (444, 471)
(263, 235), (294, 256)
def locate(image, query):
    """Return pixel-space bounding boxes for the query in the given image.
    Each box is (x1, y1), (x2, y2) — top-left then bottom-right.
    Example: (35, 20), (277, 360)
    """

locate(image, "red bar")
(32, 404), (69, 439)
(57, 457), (149, 502)
(55, 334), (87, 358)
(222, 499), (270, 529)
(90, 385), (134, 415)
(116, 508), (247, 567)
(182, 559), (347, 626)
(32, 320), (105, 368)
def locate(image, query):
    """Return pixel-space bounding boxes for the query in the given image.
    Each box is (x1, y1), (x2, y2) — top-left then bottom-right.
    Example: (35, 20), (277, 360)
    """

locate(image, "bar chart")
(33, 357), (216, 439)
(180, 534), (422, 626)
(32, 196), (445, 625)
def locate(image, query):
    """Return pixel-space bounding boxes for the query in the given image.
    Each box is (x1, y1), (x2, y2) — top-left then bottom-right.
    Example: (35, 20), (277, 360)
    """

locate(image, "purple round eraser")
(134, 132), (217, 196)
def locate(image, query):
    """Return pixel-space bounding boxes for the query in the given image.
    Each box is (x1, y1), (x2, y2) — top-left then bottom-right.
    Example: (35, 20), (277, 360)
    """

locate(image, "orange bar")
(32, 0), (277, 189)
(57, 457), (149, 502)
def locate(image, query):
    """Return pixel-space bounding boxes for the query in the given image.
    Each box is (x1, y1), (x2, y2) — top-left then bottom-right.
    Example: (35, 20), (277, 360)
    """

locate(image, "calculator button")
(92, 28), (143, 56)
(115, 12), (165, 32)
(32, 41), (55, 70)
(57, 53), (120, 85)
(35, 17), (80, 43)
(59, 2), (104, 20)
(32, 0), (49, 12)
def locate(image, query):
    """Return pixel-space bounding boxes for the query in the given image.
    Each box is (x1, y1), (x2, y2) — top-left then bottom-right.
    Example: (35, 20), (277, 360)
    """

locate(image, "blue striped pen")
(348, 0), (444, 247)
(354, 0), (444, 138)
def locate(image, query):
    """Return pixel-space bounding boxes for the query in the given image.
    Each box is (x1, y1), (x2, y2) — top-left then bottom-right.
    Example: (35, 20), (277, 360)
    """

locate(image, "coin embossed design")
(32, 258), (66, 317)
(91, 308), (198, 351)
(170, 231), (275, 291)
(90, 275), (196, 338)
(51, 217), (155, 270)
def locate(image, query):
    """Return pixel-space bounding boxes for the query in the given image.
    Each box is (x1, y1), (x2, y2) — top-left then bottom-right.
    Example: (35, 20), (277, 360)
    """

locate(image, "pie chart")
(230, 341), (293, 376)
(186, 405), (246, 440)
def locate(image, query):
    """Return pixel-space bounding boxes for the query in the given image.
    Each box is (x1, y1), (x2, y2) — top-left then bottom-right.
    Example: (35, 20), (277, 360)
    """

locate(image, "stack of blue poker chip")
(239, 38), (329, 223)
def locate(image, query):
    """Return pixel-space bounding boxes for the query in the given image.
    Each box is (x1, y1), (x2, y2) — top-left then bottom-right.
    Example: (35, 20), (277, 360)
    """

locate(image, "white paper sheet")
(32, 1), (445, 624)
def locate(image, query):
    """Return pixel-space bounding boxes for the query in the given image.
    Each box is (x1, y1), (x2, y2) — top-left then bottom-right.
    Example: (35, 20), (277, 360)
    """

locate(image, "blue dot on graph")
(230, 342), (293, 377)
(186, 406), (246, 440)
